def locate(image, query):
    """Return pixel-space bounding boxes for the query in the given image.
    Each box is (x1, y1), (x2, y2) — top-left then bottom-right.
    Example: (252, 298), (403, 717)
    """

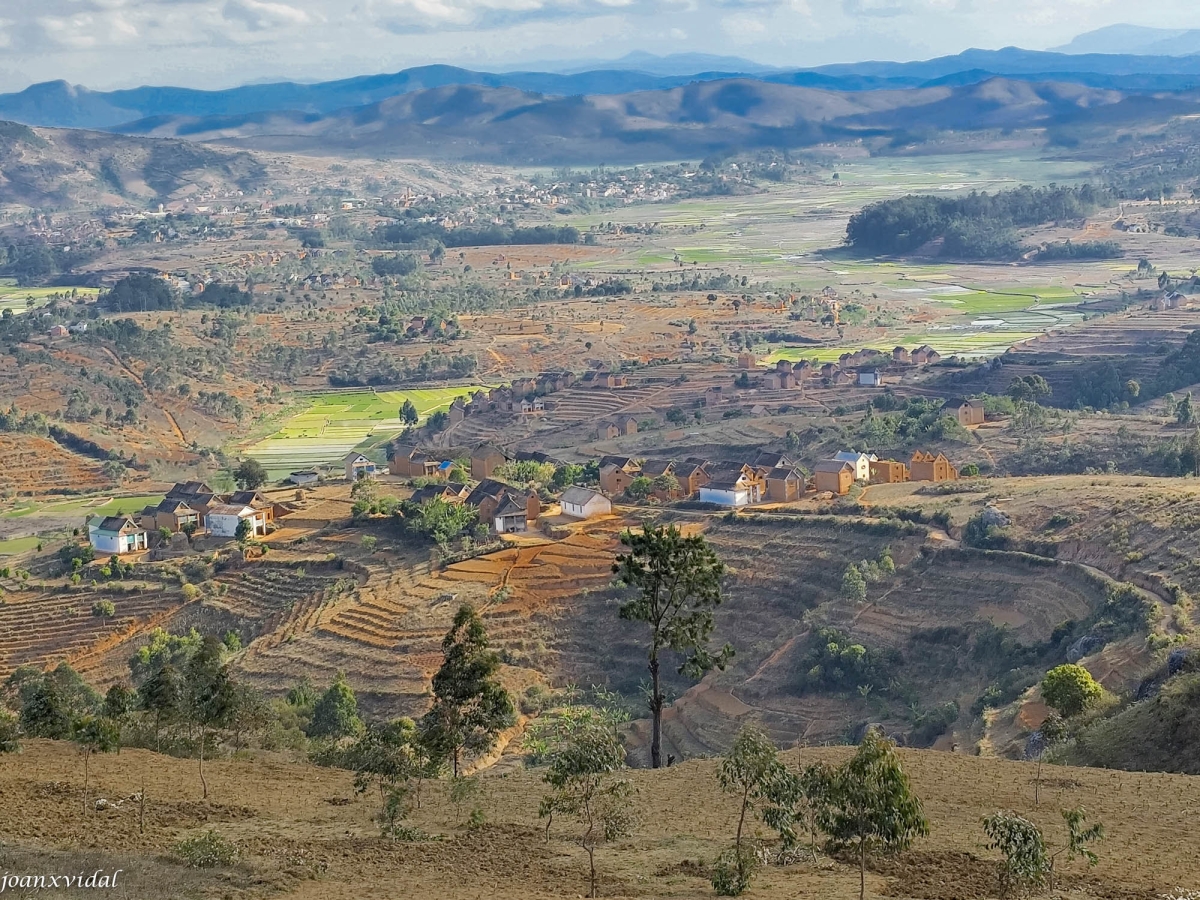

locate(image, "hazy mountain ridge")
(10, 47), (1200, 134)
(103, 77), (1198, 164)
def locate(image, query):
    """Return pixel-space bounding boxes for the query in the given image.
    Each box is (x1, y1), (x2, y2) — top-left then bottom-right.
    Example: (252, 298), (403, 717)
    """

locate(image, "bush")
(712, 845), (758, 897)
(1041, 664), (1103, 717)
(173, 830), (240, 868)
(90, 600), (116, 618)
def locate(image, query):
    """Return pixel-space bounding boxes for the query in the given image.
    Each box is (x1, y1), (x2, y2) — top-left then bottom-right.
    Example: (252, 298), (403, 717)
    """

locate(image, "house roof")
(228, 490), (268, 507)
(753, 451), (792, 468)
(411, 484), (467, 505)
(640, 458), (675, 478)
(814, 460), (853, 474)
(471, 443), (507, 460)
(515, 450), (562, 465)
(167, 481), (215, 497)
(833, 450), (876, 463)
(207, 504), (257, 517)
(561, 486), (606, 506)
(465, 479), (510, 506)
(767, 467), (802, 481)
(290, 470), (318, 477)
(96, 515), (143, 534)
(494, 496), (527, 518)
(343, 452), (371, 464)
(599, 455), (636, 470)
(615, 414), (638, 425)
(153, 498), (197, 514)
(705, 480), (749, 492)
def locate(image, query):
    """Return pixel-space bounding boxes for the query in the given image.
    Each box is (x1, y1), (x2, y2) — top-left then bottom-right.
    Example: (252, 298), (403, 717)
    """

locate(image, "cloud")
(223, 0), (313, 30)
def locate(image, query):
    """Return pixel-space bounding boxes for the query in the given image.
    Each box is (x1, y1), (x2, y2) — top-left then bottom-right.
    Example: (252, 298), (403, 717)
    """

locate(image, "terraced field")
(0, 585), (188, 680)
(0, 434), (113, 499)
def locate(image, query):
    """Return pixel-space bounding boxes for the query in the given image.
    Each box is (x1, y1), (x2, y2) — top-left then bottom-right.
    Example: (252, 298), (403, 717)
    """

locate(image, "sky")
(2, 0), (1200, 93)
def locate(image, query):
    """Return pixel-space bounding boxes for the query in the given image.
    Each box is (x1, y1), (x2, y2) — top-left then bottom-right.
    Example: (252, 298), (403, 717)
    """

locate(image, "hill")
(1, 738), (1195, 900)
(110, 77), (1199, 163)
(0, 120), (265, 210)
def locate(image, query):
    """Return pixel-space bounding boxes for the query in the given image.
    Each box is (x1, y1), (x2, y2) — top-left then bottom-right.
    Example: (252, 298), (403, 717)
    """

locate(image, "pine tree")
(613, 524), (732, 768)
(421, 604), (514, 777)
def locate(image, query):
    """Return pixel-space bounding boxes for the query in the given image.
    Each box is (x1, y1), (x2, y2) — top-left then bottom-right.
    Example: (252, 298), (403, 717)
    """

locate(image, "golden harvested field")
(1, 739), (1196, 900)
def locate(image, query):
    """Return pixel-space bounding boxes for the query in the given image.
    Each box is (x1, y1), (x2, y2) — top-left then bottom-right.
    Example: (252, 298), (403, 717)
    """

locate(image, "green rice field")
(244, 387), (492, 478)
(0, 280), (100, 314)
(1, 494), (165, 522)
(0, 536), (42, 556)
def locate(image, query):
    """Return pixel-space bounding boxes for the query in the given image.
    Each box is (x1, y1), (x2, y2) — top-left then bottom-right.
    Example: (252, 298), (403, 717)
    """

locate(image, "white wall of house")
(208, 511), (267, 538)
(562, 496), (611, 519)
(699, 486), (751, 507)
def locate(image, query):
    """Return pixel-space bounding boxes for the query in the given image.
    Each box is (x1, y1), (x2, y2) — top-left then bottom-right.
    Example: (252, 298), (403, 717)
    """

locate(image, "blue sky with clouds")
(1, 0), (1199, 92)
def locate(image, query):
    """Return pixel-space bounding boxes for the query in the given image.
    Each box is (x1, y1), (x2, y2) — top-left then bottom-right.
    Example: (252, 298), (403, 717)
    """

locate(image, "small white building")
(833, 451), (877, 482)
(559, 487), (612, 520)
(344, 452), (377, 481)
(699, 477), (754, 508)
(288, 470), (320, 486)
(206, 504), (268, 539)
(88, 515), (148, 555)
(858, 369), (883, 387)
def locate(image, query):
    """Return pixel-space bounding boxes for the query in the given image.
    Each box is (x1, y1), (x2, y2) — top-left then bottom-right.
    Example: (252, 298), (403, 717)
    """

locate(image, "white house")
(493, 496), (529, 534)
(833, 451), (877, 482)
(857, 369), (883, 387)
(88, 516), (148, 555)
(344, 452), (377, 481)
(559, 487), (612, 520)
(206, 504), (268, 539)
(288, 470), (320, 486)
(699, 473), (757, 508)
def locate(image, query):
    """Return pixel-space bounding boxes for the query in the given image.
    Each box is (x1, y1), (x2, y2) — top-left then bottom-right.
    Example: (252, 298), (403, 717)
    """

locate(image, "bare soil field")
(1, 738), (1196, 900)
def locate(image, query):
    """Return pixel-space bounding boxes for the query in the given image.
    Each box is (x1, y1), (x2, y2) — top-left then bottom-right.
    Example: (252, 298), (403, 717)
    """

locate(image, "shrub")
(712, 845), (758, 897)
(173, 830), (240, 868)
(1041, 664), (1103, 717)
(90, 600), (116, 618)
(983, 811), (1048, 897)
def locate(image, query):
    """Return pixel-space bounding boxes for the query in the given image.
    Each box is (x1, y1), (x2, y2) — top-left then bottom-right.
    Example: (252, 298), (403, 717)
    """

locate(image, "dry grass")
(1, 739), (1195, 900)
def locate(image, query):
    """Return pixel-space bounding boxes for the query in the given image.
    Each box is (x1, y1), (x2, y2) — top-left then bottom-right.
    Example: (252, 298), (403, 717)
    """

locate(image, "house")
(615, 415), (639, 436)
(344, 452), (377, 481)
(206, 504), (269, 539)
(753, 451), (794, 472)
(599, 457), (641, 495)
(737, 352), (758, 369)
(698, 468), (762, 507)
(942, 398), (985, 427)
(820, 363), (839, 381)
(48, 324), (69, 338)
(600, 422), (620, 440)
(390, 443), (443, 478)
(910, 452), (958, 482)
(812, 460), (855, 495)
(751, 404), (768, 417)
(869, 459), (909, 484)
(465, 480), (539, 527)
(641, 459), (681, 499)
(163, 481), (222, 522)
(892, 346), (911, 364)
(560, 486), (612, 520)
(138, 499), (201, 534)
(763, 372), (784, 391)
(676, 460), (711, 496)
(833, 451), (876, 482)
(288, 470), (320, 486)
(858, 369), (883, 387)
(701, 386), (724, 406)
(515, 449), (564, 467)
(775, 360), (794, 374)
(493, 496), (530, 533)
(912, 345), (942, 366)
(88, 516), (148, 554)
(766, 467), (804, 502)
(470, 444), (508, 481)
(448, 397), (467, 425)
(228, 490), (276, 524)
(410, 482), (469, 506)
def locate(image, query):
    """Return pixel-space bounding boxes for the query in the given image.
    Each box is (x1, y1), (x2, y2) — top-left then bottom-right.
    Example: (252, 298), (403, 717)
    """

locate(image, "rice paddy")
(0, 280), (100, 314)
(244, 386), (492, 477)
(1, 494), (165, 522)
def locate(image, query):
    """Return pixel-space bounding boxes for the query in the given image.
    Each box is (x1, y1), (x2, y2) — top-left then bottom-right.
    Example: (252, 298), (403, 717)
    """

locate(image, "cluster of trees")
(396, 497), (483, 549)
(0, 403), (49, 435)
(845, 185), (1113, 260)
(794, 627), (895, 696)
(859, 395), (971, 447)
(370, 253), (420, 277)
(373, 222), (579, 249)
(328, 349), (477, 388)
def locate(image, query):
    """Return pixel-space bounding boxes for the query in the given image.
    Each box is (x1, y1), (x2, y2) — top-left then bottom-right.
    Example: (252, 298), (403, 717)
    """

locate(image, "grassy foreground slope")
(1, 739), (1196, 900)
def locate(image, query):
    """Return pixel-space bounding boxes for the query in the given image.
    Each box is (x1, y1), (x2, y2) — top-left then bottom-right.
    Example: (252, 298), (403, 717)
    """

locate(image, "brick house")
(910, 451), (958, 482)
(869, 459), (909, 484)
(599, 456), (641, 495)
(942, 398), (985, 427)
(766, 467), (804, 502)
(390, 443), (443, 478)
(470, 444), (508, 481)
(812, 460), (854, 495)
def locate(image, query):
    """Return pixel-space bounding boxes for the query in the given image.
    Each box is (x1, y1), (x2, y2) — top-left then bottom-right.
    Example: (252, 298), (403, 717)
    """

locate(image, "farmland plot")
(243, 386), (491, 476)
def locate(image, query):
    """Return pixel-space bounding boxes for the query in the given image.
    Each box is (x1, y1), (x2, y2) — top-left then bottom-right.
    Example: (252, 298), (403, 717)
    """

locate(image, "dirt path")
(163, 408), (186, 444)
(101, 346), (144, 387)
(101, 346), (187, 447)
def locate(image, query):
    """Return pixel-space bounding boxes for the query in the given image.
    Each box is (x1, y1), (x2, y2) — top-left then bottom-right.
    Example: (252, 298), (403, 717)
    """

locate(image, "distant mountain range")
(1053, 25), (1200, 57)
(9, 46), (1200, 135)
(106, 78), (1200, 165)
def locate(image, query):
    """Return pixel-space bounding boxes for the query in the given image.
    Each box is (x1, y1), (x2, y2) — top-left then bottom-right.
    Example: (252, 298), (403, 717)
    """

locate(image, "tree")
(421, 604), (515, 777)
(613, 524), (732, 769)
(1178, 392), (1195, 426)
(821, 728), (930, 900)
(1007, 375), (1052, 403)
(841, 564), (868, 603)
(400, 399), (419, 425)
(227, 683), (270, 752)
(624, 476), (654, 501)
(983, 811), (1049, 898)
(1041, 664), (1102, 717)
(139, 662), (181, 751)
(427, 410), (450, 431)
(539, 712), (634, 898)
(233, 458), (267, 490)
(183, 636), (237, 798)
(713, 726), (787, 895)
(234, 518), (254, 544)
(309, 672), (363, 740)
(72, 715), (120, 811)
(103, 684), (135, 723)
(0, 709), (20, 754)
(1049, 807), (1104, 889)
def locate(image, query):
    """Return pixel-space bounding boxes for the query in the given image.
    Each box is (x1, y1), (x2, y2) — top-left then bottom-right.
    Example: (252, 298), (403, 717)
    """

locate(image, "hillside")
(114, 78), (1196, 163)
(0, 738), (1195, 900)
(0, 121), (265, 209)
